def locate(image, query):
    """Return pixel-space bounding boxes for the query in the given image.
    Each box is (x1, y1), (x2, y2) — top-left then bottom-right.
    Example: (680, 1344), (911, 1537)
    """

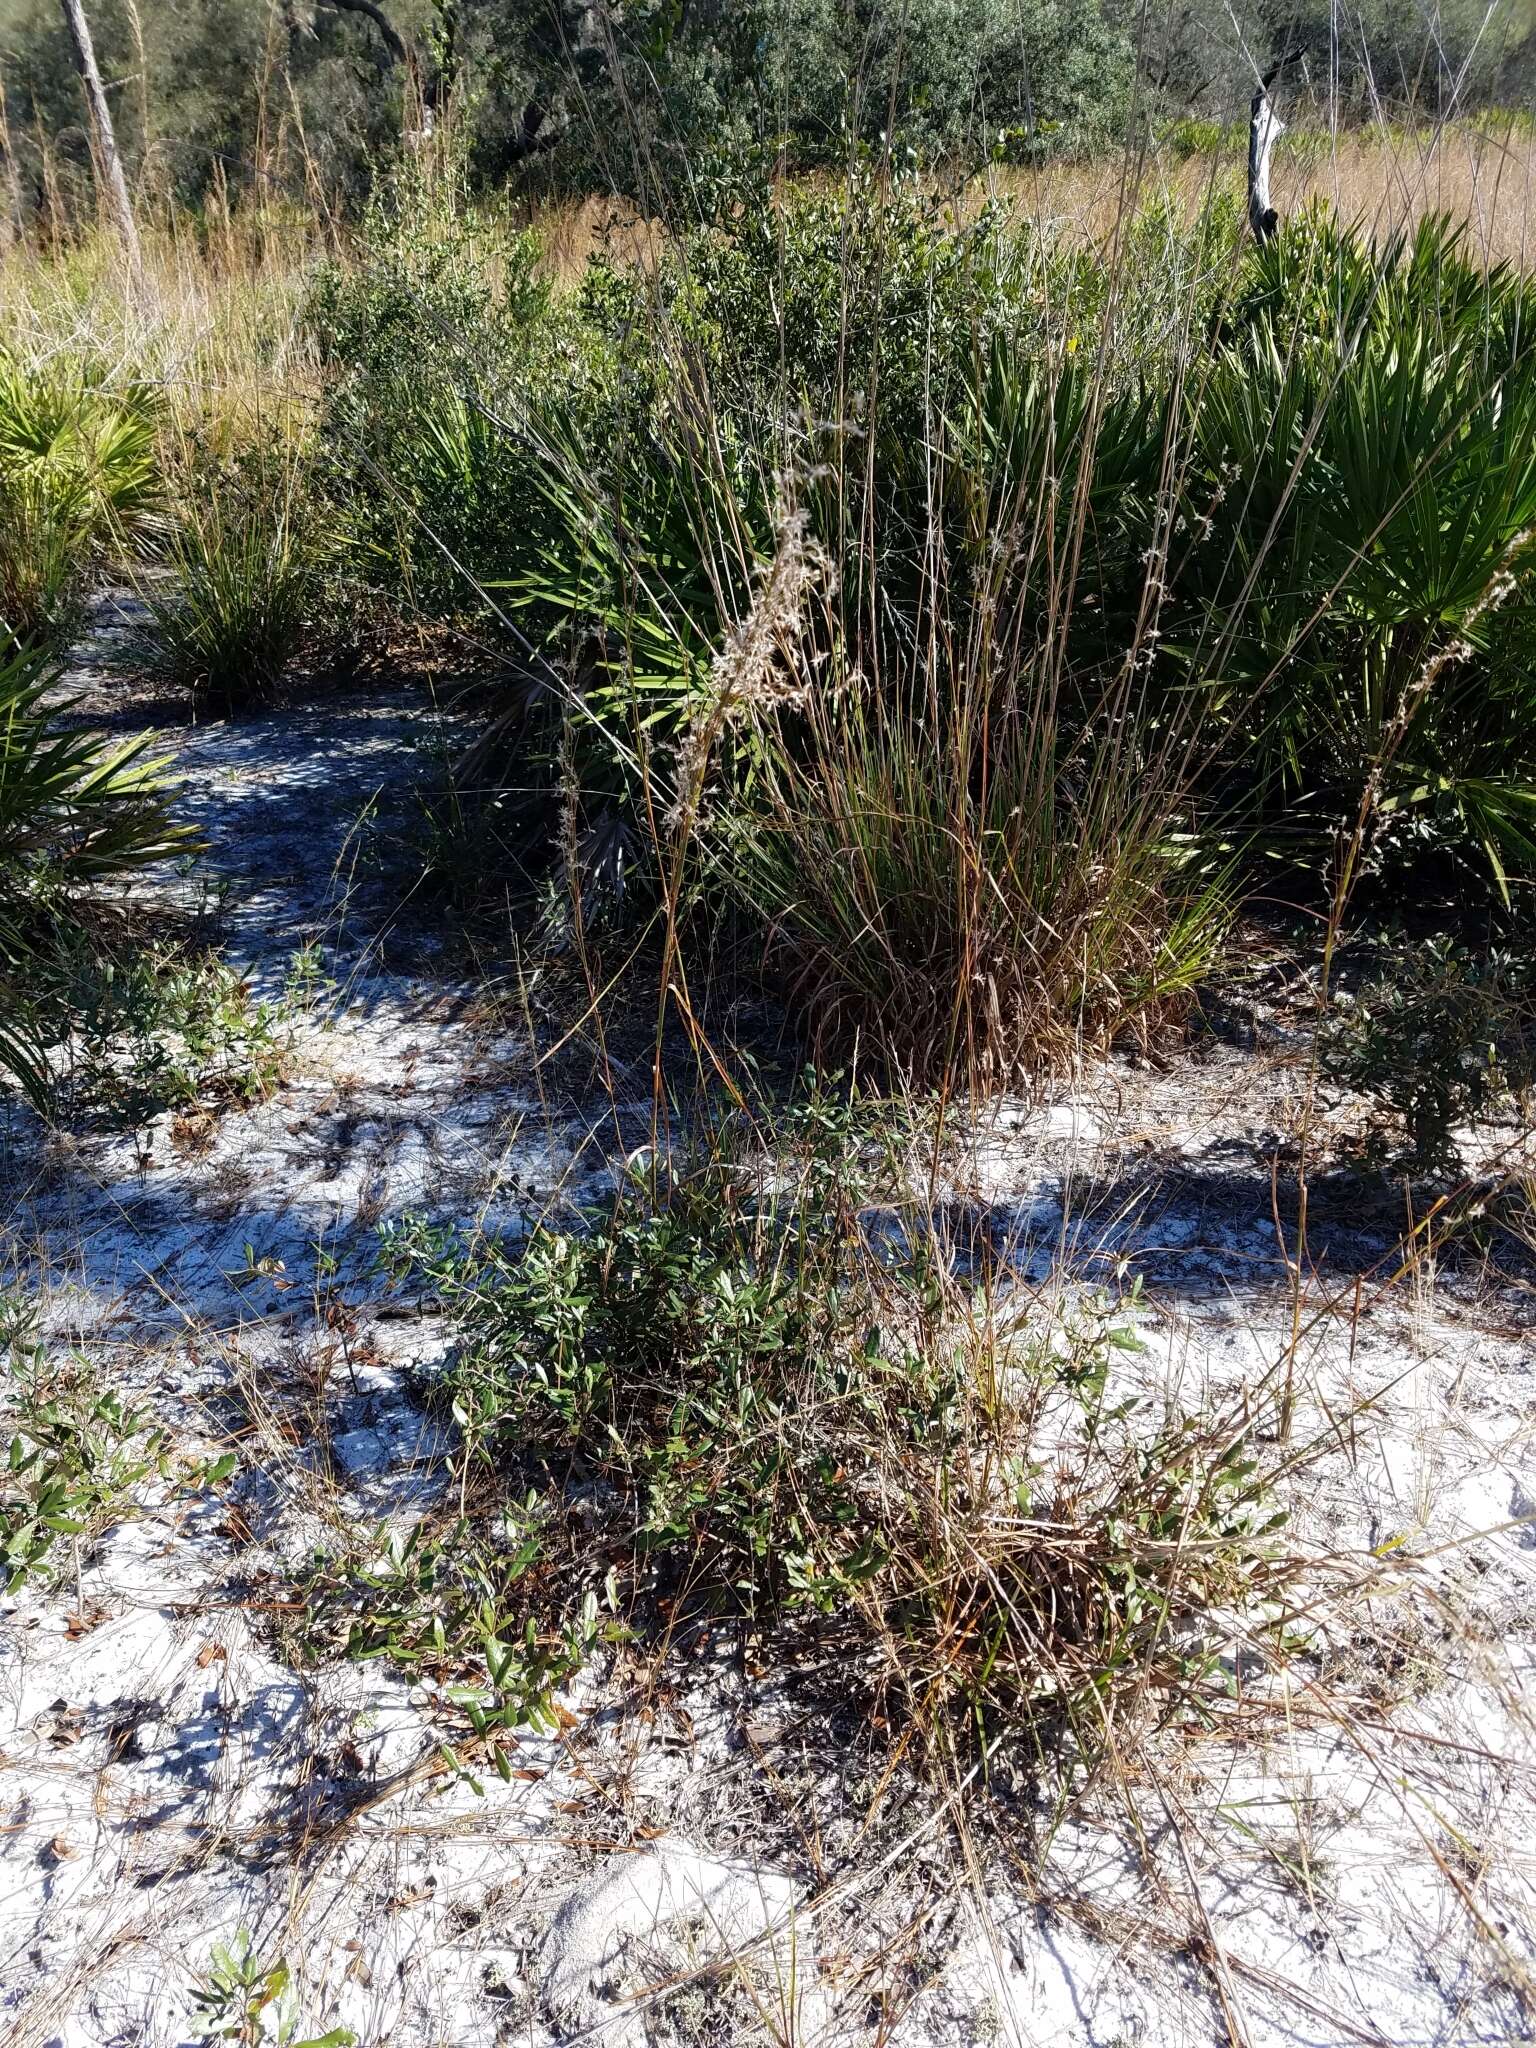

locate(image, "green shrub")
(46, 941), (292, 1128)
(374, 1101), (1303, 1765)
(423, 180), (1246, 1074)
(0, 1283), (234, 1592)
(316, 181), (1536, 1085)
(0, 635), (190, 1104)
(482, 205), (1234, 1075)
(668, 174), (1238, 456)
(0, 353), (158, 530)
(1158, 212), (1536, 886)
(674, 172), (1027, 452)
(187, 1929), (353, 2048)
(1162, 115), (1232, 157)
(0, 353), (159, 644)
(305, 160), (585, 623)
(1322, 935), (1536, 1171)
(284, 1513), (603, 1748)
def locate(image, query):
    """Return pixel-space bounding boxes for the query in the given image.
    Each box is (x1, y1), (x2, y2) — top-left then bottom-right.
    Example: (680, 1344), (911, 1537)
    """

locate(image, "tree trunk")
(58, 0), (141, 266)
(318, 0), (407, 65)
(1248, 56), (1296, 244)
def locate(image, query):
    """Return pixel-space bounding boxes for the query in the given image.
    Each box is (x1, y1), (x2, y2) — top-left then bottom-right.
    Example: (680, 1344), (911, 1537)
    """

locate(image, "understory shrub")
(1322, 934), (1536, 1171)
(0, 352), (159, 643)
(368, 1102), (1311, 1769)
(670, 173), (1035, 453)
(460, 187), (1239, 1079)
(0, 1282), (234, 1591)
(1174, 212), (1536, 881)
(304, 158), (600, 624)
(300, 166), (1536, 1090)
(43, 940), (293, 1128)
(596, 212), (1536, 1063)
(0, 636), (189, 1104)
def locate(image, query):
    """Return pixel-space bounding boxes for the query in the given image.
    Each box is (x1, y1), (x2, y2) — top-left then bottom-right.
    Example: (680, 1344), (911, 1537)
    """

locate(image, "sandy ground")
(1, 645), (1534, 2048)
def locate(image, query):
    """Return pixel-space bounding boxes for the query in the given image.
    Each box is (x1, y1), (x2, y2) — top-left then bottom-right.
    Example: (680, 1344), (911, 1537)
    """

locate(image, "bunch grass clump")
(710, 510), (1230, 1088)
(130, 437), (325, 704)
(725, 696), (1229, 1089)
(417, 189), (1536, 1099)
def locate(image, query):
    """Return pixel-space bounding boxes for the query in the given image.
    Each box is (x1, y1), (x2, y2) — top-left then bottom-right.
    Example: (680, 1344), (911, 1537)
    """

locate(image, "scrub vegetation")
(2, 7), (1536, 2039)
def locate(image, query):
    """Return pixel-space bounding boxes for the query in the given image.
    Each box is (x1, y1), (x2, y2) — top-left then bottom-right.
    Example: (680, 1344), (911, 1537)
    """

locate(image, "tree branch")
(318, 0), (408, 65)
(1248, 51), (1299, 243)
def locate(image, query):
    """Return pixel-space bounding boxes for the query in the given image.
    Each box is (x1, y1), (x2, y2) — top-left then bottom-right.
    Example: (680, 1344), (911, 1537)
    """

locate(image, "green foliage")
(439, 1592), (603, 1777)
(375, 1101), (953, 1625)
(47, 942), (292, 1128)
(0, 0), (1137, 224)
(130, 441), (325, 702)
(0, 1285), (236, 1591)
(0, 636), (190, 1105)
(447, 182), (1243, 1069)
(376, 1105), (932, 1595)
(0, 353), (159, 644)
(603, 0), (1135, 180)
(1322, 935), (1536, 1171)
(298, 178), (1536, 1098)
(0, 353), (159, 530)
(1, 1355), (164, 1591)
(189, 1930), (354, 2048)
(305, 163), (573, 621)
(1173, 213), (1536, 881)
(675, 172), (1030, 450)
(291, 1511), (543, 1668)
(375, 1098), (1299, 1759)
(0, 0), (412, 223)
(287, 1512), (608, 1759)
(1163, 116), (1233, 157)
(405, 193), (1536, 1081)
(307, 160), (549, 394)
(1269, 0), (1524, 114)
(1, 0), (1531, 234)
(0, 471), (81, 649)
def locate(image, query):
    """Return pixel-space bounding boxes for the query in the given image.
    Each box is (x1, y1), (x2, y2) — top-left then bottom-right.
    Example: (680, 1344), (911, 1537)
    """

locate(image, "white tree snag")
(1248, 63), (1287, 244)
(58, 0), (140, 266)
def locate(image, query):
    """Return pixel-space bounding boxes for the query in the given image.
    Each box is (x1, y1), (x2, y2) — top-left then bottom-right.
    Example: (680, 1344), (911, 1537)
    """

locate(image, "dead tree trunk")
(58, 0), (140, 266)
(1248, 58), (1293, 244)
